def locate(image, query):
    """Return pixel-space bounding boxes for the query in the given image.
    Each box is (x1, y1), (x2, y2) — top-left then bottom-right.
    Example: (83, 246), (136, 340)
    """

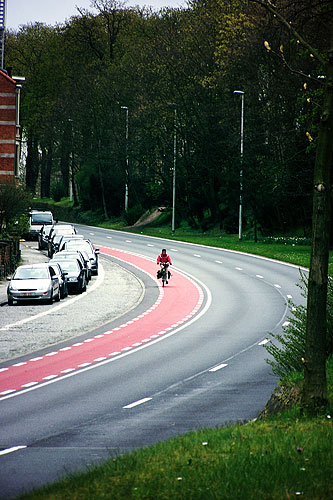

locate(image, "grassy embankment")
(15, 202), (332, 500)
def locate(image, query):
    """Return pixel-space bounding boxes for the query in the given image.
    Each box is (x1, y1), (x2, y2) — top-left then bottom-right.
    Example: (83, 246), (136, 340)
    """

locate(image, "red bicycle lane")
(0, 247), (204, 397)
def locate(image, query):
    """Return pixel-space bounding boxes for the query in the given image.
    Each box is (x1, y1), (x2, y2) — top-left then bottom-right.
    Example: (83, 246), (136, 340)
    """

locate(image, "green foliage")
(51, 181), (67, 202)
(0, 182), (32, 235)
(266, 273), (333, 378)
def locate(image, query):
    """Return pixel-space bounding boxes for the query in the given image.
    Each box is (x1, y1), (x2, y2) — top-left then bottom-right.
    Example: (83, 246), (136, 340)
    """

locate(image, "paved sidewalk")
(0, 241), (48, 306)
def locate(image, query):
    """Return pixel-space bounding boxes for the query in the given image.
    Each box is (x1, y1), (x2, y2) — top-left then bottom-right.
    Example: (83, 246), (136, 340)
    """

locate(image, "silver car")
(7, 263), (61, 306)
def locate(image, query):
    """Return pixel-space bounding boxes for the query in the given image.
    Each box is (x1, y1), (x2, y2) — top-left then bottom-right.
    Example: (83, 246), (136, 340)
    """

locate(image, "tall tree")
(251, 0), (333, 411)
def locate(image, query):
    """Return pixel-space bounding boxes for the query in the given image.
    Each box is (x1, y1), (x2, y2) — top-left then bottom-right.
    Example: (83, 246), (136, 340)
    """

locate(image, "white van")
(27, 210), (54, 240)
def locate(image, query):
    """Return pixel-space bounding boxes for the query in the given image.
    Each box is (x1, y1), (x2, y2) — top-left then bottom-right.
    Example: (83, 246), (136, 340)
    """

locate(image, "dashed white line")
(235, 267), (243, 271)
(256, 274), (264, 279)
(0, 446), (27, 456)
(287, 294), (293, 299)
(123, 397), (152, 409)
(193, 254), (201, 258)
(209, 363), (228, 372)
(215, 260), (223, 264)
(274, 284), (281, 289)
(258, 339), (270, 345)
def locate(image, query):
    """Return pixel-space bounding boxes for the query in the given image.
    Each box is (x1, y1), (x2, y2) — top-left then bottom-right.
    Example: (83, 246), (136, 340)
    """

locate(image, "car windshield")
(66, 241), (92, 254)
(31, 214), (52, 225)
(57, 261), (79, 273)
(14, 267), (49, 280)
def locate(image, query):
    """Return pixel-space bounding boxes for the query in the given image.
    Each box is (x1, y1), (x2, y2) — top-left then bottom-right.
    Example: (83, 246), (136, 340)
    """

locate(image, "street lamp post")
(172, 104), (177, 234)
(121, 106), (129, 212)
(233, 90), (244, 240)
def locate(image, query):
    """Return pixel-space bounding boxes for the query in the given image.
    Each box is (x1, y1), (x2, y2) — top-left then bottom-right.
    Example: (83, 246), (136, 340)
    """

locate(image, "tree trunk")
(25, 136), (39, 195)
(302, 38), (333, 412)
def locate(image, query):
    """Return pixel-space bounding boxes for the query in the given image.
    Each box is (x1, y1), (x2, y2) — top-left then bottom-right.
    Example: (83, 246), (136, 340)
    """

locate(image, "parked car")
(48, 262), (68, 299)
(51, 249), (91, 282)
(51, 259), (87, 294)
(61, 239), (100, 275)
(47, 225), (77, 257)
(27, 210), (54, 240)
(38, 224), (54, 250)
(7, 263), (60, 305)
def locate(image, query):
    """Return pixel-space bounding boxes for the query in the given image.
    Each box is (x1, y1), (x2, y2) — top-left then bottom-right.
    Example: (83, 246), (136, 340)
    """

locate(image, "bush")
(266, 272), (333, 378)
(51, 182), (67, 202)
(122, 204), (145, 226)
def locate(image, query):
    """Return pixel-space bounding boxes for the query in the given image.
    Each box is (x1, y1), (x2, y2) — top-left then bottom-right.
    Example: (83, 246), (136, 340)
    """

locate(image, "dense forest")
(5, 0), (329, 235)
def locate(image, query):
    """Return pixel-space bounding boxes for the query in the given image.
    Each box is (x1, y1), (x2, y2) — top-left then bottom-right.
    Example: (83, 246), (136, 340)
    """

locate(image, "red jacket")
(157, 253), (171, 265)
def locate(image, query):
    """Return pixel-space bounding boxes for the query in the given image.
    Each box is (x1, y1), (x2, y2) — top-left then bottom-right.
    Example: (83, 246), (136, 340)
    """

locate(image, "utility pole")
(0, 0), (6, 70)
(121, 106), (129, 212)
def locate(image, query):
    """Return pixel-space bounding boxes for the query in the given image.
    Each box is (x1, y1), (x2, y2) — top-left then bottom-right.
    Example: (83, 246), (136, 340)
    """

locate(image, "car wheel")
(46, 292), (53, 305)
(55, 289), (61, 302)
(8, 297), (14, 306)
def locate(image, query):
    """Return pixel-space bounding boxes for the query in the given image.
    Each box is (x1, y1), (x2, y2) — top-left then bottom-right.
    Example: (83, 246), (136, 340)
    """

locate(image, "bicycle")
(157, 262), (170, 287)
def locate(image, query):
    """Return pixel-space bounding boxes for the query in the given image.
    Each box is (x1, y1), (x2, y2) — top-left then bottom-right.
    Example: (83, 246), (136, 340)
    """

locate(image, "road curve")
(0, 226), (306, 498)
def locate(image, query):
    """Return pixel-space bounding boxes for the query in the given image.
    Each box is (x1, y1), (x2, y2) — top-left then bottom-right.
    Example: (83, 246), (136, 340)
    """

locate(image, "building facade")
(0, 69), (22, 183)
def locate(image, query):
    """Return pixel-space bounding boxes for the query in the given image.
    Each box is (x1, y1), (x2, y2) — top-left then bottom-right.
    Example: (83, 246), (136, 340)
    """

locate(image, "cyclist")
(157, 249), (172, 283)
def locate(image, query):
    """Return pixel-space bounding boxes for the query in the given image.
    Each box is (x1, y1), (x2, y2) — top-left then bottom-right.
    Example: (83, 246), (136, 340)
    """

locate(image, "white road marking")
(194, 254), (201, 258)
(209, 363), (228, 372)
(123, 397), (152, 409)
(287, 294), (293, 299)
(13, 362), (26, 367)
(107, 236), (112, 239)
(170, 248), (178, 251)
(0, 368), (8, 372)
(43, 375), (58, 380)
(126, 240), (132, 243)
(0, 446), (27, 456)
(256, 274), (264, 279)
(283, 321), (290, 327)
(274, 284), (281, 288)
(258, 339), (270, 345)
(235, 267), (243, 271)
(147, 244), (154, 247)
(22, 382), (38, 388)
(215, 260), (223, 264)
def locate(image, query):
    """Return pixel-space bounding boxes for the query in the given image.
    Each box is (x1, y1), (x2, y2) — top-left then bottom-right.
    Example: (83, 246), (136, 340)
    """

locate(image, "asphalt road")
(0, 226), (306, 498)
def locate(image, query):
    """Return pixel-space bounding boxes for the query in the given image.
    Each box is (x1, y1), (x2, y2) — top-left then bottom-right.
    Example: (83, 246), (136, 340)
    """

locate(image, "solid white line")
(209, 363), (228, 372)
(123, 397), (152, 409)
(0, 446), (27, 456)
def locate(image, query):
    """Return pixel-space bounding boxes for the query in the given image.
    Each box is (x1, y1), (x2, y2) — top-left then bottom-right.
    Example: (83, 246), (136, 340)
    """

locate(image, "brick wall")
(0, 70), (18, 183)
